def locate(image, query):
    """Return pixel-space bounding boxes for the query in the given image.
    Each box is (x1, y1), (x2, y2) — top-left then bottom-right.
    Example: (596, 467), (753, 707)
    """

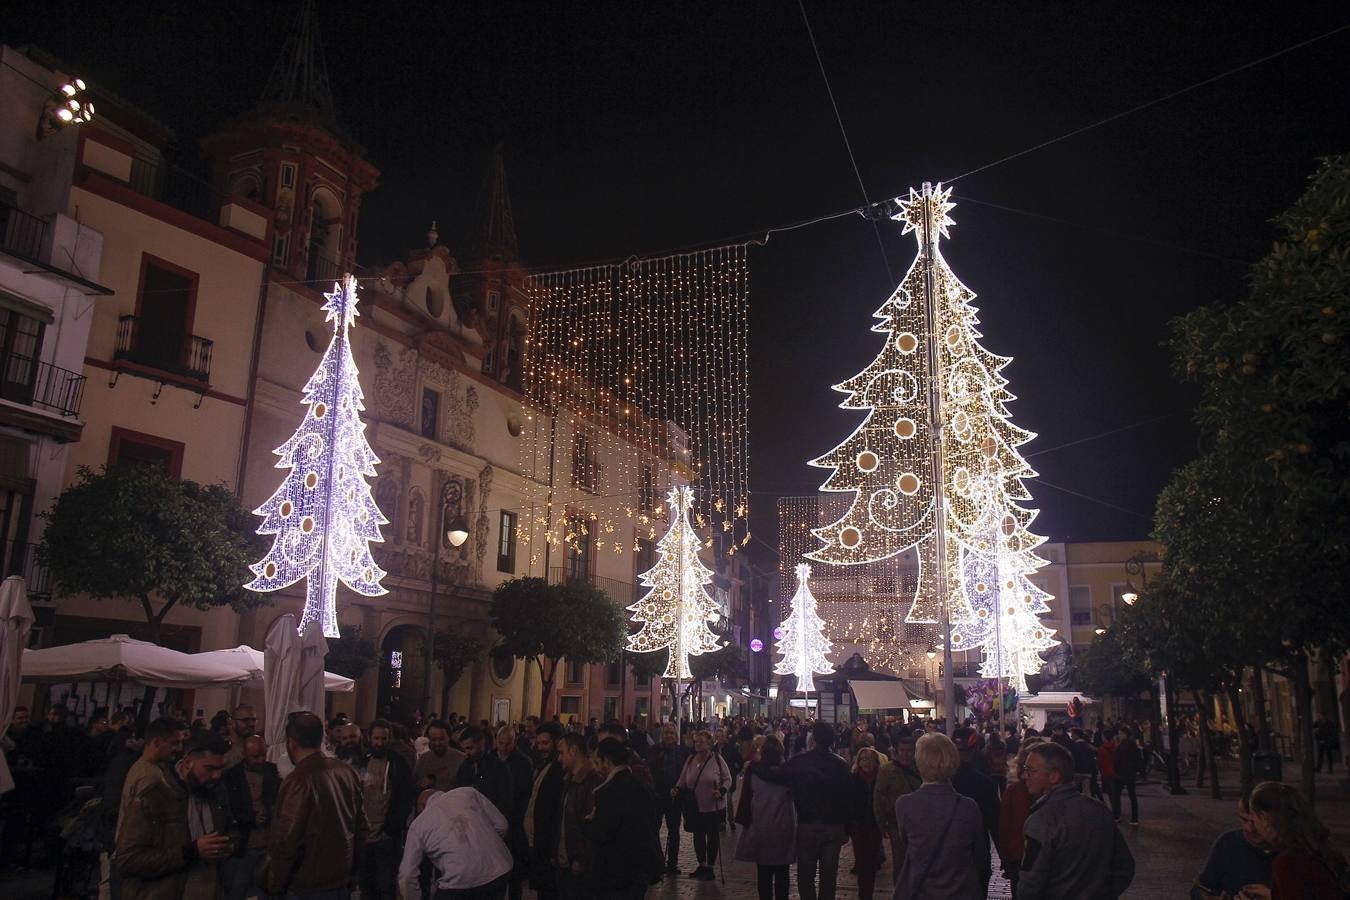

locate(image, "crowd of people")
(1, 703), (1347, 899)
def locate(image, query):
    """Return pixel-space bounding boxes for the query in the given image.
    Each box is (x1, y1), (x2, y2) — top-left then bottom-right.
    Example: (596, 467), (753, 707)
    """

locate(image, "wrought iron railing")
(8, 541), (50, 598)
(548, 566), (635, 605)
(128, 155), (229, 224)
(115, 315), (213, 382)
(0, 202), (47, 262)
(0, 354), (86, 417)
(305, 251), (343, 286)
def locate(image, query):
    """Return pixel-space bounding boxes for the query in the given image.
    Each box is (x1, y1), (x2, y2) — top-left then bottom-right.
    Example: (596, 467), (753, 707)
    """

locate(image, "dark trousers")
(658, 799), (682, 867)
(361, 835), (401, 900)
(796, 823), (847, 900)
(555, 868), (592, 899)
(1109, 776), (1138, 822)
(850, 825), (883, 900)
(690, 812), (719, 866)
(757, 864), (789, 900)
(1317, 744), (1336, 772)
(433, 874), (509, 899)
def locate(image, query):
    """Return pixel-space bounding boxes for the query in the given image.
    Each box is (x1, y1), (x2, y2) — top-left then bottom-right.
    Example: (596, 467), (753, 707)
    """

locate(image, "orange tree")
(1160, 155), (1350, 804)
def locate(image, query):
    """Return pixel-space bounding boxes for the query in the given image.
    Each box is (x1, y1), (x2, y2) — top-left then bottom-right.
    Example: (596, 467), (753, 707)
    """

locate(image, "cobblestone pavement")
(5, 762), (1349, 900)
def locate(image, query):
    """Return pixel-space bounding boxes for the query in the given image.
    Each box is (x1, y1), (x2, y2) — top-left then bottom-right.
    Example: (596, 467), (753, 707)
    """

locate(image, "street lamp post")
(425, 476), (470, 718)
(1122, 551), (1185, 794)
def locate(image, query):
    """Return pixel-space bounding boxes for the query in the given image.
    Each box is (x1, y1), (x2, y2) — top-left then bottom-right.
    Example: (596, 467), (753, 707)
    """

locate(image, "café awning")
(849, 679), (912, 710)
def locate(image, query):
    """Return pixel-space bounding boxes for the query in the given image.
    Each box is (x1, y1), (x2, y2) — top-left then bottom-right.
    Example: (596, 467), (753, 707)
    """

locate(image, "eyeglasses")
(1023, 766), (1046, 776)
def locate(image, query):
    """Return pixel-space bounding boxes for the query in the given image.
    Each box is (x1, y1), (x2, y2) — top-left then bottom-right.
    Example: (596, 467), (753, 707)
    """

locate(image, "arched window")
(306, 187), (342, 284)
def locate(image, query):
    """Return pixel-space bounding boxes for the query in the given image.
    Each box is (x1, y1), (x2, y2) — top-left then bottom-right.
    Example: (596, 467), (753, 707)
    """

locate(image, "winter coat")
(734, 768), (796, 866)
(873, 759), (922, 838)
(1018, 784), (1134, 899)
(115, 765), (237, 900)
(584, 767), (664, 893)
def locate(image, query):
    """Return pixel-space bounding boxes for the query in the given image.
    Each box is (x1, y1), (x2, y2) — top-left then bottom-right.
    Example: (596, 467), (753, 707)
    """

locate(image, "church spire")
(260, 0), (337, 128)
(472, 143), (519, 260)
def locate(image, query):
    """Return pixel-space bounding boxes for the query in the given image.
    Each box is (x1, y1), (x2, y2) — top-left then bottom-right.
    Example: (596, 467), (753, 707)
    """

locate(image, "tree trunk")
(1250, 669), (1270, 750)
(538, 657), (558, 719)
(1290, 650), (1317, 807)
(440, 674), (451, 720)
(1228, 680), (1254, 795)
(1163, 676), (1186, 794)
(1197, 689), (1221, 799)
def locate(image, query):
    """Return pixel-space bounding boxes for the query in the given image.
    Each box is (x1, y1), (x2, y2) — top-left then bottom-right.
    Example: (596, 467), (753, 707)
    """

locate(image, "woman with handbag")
(673, 730), (732, 881)
(734, 735), (796, 900)
(893, 733), (990, 899)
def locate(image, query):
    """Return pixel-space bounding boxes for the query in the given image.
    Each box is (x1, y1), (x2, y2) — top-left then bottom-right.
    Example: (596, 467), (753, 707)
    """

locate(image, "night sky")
(12, 2), (1350, 560)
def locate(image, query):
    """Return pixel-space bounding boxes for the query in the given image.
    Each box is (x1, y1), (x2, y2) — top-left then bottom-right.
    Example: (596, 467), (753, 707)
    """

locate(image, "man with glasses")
(224, 705), (258, 768)
(1018, 743), (1134, 899)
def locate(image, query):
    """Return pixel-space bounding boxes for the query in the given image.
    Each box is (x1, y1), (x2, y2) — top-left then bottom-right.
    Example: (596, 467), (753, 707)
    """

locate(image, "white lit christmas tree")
(247, 274), (388, 638)
(627, 484), (722, 679)
(807, 184), (1056, 686)
(774, 562), (834, 693)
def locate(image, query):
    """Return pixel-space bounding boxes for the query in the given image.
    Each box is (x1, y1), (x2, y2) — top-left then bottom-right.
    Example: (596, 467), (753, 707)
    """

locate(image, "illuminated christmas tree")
(247, 275), (388, 637)
(807, 184), (1055, 686)
(627, 485), (722, 679)
(774, 562), (834, 693)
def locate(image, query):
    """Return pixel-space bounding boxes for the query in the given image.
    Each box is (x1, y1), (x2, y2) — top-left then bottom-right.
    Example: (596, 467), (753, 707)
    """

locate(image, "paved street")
(4, 763), (1348, 899)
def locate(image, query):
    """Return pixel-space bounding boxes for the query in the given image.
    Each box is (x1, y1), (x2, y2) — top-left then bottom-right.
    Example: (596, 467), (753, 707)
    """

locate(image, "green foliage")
(1077, 628), (1152, 699)
(38, 465), (268, 635)
(491, 577), (627, 716)
(627, 647), (669, 683)
(433, 630), (485, 688)
(326, 624), (378, 680)
(689, 642), (744, 681)
(1162, 155), (1350, 657)
(491, 577), (627, 666)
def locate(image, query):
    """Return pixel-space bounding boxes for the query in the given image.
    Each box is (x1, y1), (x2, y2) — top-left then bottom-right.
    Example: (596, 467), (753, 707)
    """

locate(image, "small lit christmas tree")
(774, 562), (833, 693)
(627, 484), (722, 679)
(247, 274), (388, 637)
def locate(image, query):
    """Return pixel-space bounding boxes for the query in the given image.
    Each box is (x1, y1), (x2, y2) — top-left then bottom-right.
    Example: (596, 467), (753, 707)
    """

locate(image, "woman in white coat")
(734, 735), (796, 900)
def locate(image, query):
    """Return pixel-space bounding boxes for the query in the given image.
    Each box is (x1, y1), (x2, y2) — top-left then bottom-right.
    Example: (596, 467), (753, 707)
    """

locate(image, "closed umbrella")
(0, 576), (34, 796)
(264, 615), (301, 773)
(297, 626), (329, 716)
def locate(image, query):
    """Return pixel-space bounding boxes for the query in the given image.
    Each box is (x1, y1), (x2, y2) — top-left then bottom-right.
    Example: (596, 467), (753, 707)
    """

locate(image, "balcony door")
(136, 259), (195, 373)
(0, 308), (44, 405)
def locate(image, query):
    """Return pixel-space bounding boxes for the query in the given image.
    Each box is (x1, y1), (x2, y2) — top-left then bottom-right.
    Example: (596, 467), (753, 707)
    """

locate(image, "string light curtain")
(780, 494), (937, 674)
(806, 185), (1056, 688)
(520, 247), (750, 565)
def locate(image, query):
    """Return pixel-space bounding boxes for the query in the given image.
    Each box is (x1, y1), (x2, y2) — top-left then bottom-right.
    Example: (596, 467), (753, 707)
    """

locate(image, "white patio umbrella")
(0, 576), (34, 796)
(297, 626), (329, 716)
(192, 645), (353, 693)
(22, 634), (249, 689)
(263, 616), (301, 773)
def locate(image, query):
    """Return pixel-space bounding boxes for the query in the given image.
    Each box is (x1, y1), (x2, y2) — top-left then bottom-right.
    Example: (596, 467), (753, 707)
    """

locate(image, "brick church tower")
(201, 0), (377, 288)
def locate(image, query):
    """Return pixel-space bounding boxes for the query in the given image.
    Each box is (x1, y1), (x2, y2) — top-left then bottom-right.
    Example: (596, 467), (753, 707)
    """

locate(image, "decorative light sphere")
(750, 638), (764, 653)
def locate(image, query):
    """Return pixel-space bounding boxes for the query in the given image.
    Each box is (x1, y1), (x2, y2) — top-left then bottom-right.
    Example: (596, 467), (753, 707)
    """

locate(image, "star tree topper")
(247, 274), (388, 637)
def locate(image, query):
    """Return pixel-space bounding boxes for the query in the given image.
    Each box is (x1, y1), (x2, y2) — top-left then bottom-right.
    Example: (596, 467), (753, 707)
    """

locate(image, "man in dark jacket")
(221, 736), (280, 900)
(757, 721), (853, 900)
(454, 725), (516, 817)
(646, 721), (690, 873)
(527, 722), (566, 899)
(1019, 743), (1134, 899)
(553, 734), (601, 898)
(1069, 728), (1101, 799)
(495, 726), (534, 900)
(586, 738), (663, 900)
(263, 713), (367, 900)
(951, 727), (1001, 848)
